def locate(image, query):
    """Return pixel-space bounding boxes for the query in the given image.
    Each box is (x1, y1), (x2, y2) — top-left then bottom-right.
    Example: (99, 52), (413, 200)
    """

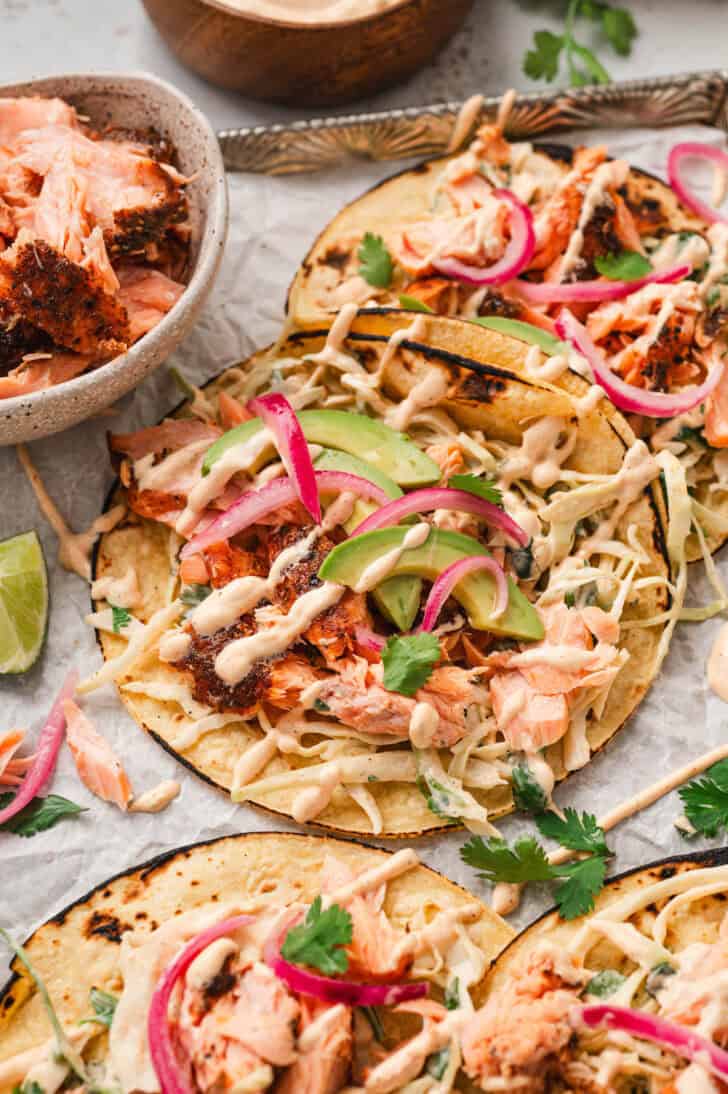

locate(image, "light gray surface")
(1, 0), (728, 130)
(1, 0), (728, 959)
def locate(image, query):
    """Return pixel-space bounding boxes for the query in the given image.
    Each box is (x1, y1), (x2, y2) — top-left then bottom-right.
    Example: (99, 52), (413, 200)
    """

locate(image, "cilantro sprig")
(80, 988), (118, 1029)
(358, 233), (393, 289)
(448, 474), (503, 508)
(679, 758), (728, 837)
(511, 763), (549, 815)
(524, 0), (637, 87)
(0, 793), (86, 838)
(181, 584), (212, 608)
(111, 605), (131, 634)
(461, 808), (611, 920)
(594, 250), (652, 281)
(280, 897), (353, 975)
(382, 633), (441, 697)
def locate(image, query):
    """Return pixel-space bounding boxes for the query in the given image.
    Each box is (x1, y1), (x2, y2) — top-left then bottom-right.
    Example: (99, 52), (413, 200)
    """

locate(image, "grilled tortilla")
(289, 136), (728, 561)
(0, 833), (514, 1094)
(470, 847), (728, 1092)
(91, 310), (670, 838)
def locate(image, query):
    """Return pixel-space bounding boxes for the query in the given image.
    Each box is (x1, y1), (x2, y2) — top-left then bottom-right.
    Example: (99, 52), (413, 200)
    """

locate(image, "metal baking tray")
(218, 68), (728, 175)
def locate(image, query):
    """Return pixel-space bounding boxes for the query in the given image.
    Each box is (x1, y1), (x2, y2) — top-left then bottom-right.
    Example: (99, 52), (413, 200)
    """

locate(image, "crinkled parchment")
(1, 123), (726, 975)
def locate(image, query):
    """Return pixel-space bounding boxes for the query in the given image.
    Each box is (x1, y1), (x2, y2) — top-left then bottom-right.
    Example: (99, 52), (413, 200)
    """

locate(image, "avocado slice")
(319, 527), (544, 641)
(314, 447), (423, 632)
(202, 410), (440, 488)
(471, 316), (568, 356)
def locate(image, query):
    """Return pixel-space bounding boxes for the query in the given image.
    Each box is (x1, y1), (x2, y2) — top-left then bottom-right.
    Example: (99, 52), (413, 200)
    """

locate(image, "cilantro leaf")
(80, 987), (118, 1029)
(679, 758), (728, 837)
(0, 793), (86, 838)
(601, 6), (637, 55)
(511, 763), (549, 815)
(585, 969), (626, 997)
(358, 233), (393, 289)
(460, 835), (556, 885)
(448, 473), (503, 508)
(181, 583), (212, 607)
(553, 855), (607, 919)
(111, 605), (131, 634)
(536, 807), (609, 856)
(399, 294), (434, 314)
(13, 1083), (44, 1094)
(382, 633), (441, 696)
(594, 250), (652, 281)
(416, 773), (460, 824)
(280, 896), (353, 975)
(524, 30), (564, 81)
(444, 978), (460, 1010)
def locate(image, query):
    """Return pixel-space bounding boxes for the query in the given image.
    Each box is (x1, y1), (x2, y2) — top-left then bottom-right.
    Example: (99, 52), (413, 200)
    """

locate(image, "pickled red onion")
(351, 487), (528, 546)
(420, 556), (508, 633)
(181, 470), (389, 558)
(0, 670), (78, 828)
(668, 142), (728, 224)
(148, 914), (254, 1094)
(513, 262), (690, 305)
(432, 189), (535, 286)
(248, 393), (321, 523)
(355, 625), (386, 654)
(579, 1004), (728, 1081)
(555, 308), (723, 419)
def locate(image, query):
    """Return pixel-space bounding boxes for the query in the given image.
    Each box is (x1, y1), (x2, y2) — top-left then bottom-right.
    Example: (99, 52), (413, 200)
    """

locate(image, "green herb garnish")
(0, 793), (86, 838)
(80, 988), (118, 1029)
(358, 233), (393, 289)
(523, 0), (637, 87)
(594, 250), (652, 281)
(511, 763), (549, 815)
(448, 473), (503, 508)
(181, 584), (212, 607)
(382, 633), (441, 697)
(585, 969), (626, 997)
(280, 896), (352, 975)
(679, 758), (728, 837)
(111, 605), (131, 634)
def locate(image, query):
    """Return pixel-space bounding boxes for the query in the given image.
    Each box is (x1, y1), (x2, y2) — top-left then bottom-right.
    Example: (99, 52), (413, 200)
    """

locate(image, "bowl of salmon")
(0, 72), (228, 444)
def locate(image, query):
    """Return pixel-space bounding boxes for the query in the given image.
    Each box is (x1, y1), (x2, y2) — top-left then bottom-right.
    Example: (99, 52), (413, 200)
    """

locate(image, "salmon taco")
(86, 309), (672, 838)
(289, 115), (728, 561)
(0, 833), (514, 1094)
(464, 846), (728, 1092)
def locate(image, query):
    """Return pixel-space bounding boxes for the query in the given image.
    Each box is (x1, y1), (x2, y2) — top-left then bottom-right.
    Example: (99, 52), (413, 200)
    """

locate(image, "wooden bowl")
(141, 0), (473, 107)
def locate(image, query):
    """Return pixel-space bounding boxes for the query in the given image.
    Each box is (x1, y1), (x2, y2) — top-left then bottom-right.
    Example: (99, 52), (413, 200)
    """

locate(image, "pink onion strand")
(433, 189), (536, 286)
(148, 914), (254, 1094)
(668, 141), (728, 224)
(0, 671), (78, 828)
(555, 308), (723, 419)
(513, 263), (690, 305)
(351, 486), (528, 547)
(420, 555), (508, 633)
(579, 1004), (728, 1082)
(181, 470), (389, 558)
(249, 392), (321, 524)
(355, 625), (386, 654)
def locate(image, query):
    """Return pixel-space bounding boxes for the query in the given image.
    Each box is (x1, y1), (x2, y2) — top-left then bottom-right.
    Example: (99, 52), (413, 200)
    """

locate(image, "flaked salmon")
(63, 698), (133, 811)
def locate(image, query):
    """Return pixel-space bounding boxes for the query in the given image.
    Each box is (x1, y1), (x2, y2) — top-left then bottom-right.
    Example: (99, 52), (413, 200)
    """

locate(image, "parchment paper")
(1, 122), (726, 974)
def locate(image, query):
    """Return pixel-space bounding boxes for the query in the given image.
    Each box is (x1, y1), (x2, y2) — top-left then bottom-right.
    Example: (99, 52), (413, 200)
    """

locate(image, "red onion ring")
(148, 914), (254, 1094)
(248, 393), (321, 523)
(555, 308), (724, 419)
(264, 930), (428, 1009)
(181, 470), (390, 558)
(668, 141), (728, 224)
(0, 671), (78, 828)
(432, 189), (536, 286)
(513, 263), (690, 305)
(355, 625), (386, 654)
(579, 1004), (728, 1081)
(420, 556), (508, 632)
(351, 487), (528, 547)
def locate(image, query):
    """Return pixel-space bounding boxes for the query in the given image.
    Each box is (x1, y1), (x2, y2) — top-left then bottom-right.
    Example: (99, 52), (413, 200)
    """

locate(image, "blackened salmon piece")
(177, 616), (269, 716)
(476, 289), (523, 319)
(0, 234), (129, 355)
(0, 316), (52, 372)
(109, 193), (187, 257)
(203, 541), (267, 589)
(126, 484), (185, 522)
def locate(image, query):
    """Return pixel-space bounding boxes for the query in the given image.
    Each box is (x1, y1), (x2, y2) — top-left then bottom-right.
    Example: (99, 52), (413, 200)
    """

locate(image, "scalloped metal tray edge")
(218, 68), (728, 175)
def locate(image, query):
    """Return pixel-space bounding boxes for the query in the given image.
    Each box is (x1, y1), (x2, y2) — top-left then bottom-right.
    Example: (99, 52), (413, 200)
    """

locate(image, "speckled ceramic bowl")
(0, 72), (228, 445)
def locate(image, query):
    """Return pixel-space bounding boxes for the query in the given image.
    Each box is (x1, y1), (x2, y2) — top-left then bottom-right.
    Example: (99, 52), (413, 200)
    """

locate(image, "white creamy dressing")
(17, 443), (126, 580)
(375, 316), (429, 382)
(364, 1010), (467, 1094)
(523, 345), (569, 383)
(708, 621), (728, 703)
(353, 521), (430, 592)
(171, 711), (242, 751)
(291, 760), (342, 823)
(158, 628), (193, 662)
(385, 368), (449, 432)
(557, 159), (629, 280)
(608, 281), (701, 373)
(217, 0), (401, 23)
(186, 937), (238, 992)
(446, 93), (485, 154)
(77, 599), (184, 694)
(175, 429), (274, 537)
(91, 566), (141, 609)
(129, 780), (181, 813)
(703, 222), (728, 295)
(306, 301), (360, 372)
(498, 417), (576, 492)
(491, 882), (522, 917)
(508, 645), (599, 671)
(652, 231), (710, 273)
(408, 701), (440, 748)
(325, 848), (419, 907)
(134, 438), (211, 494)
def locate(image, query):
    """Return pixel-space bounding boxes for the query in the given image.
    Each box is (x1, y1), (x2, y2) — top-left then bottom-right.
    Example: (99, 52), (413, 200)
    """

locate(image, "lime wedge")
(0, 531), (49, 674)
